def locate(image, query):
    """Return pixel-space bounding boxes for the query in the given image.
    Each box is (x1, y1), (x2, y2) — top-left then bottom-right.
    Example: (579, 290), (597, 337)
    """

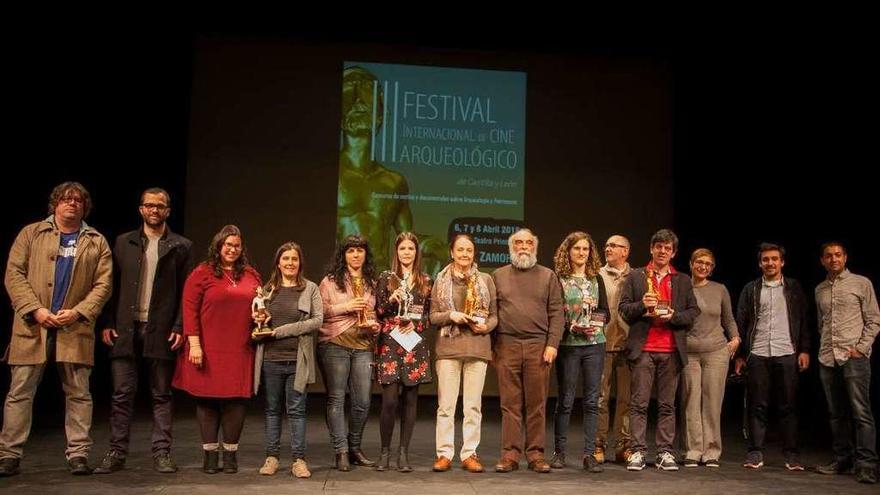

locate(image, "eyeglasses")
(605, 243), (628, 249)
(141, 203), (168, 211)
(60, 196), (84, 205)
(693, 260), (715, 268)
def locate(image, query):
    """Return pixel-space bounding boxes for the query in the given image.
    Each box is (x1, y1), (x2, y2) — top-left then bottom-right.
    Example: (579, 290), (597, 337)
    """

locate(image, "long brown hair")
(390, 232), (428, 296)
(553, 231), (601, 278)
(265, 241), (306, 295)
(206, 224), (251, 280)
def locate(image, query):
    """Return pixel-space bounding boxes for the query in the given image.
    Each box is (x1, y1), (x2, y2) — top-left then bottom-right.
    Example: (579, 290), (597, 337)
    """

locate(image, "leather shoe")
(462, 454), (484, 473)
(433, 455), (452, 472)
(0, 457), (20, 477)
(495, 457), (519, 473)
(335, 452), (350, 472)
(528, 458), (551, 473)
(348, 448), (375, 466)
(68, 456), (92, 475)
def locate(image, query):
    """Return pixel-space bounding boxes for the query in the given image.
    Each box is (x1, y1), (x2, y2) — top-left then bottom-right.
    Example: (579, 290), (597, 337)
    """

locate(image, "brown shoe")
(433, 456), (452, 472)
(495, 458), (519, 473)
(528, 458), (551, 473)
(615, 448), (633, 464)
(594, 446), (605, 464)
(462, 454), (484, 473)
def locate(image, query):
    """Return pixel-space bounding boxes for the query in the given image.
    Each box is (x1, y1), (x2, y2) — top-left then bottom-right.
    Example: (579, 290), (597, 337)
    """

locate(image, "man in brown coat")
(0, 182), (112, 477)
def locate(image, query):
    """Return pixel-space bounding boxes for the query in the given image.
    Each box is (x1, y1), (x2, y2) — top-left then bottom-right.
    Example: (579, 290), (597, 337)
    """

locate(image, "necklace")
(223, 271), (238, 287)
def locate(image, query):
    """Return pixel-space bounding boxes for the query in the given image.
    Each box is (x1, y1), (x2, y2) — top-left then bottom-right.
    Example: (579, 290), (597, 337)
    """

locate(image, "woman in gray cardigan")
(252, 242), (323, 478)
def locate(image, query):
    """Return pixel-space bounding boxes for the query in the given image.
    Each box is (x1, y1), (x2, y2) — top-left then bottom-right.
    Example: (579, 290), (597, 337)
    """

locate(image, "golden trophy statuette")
(463, 273), (487, 325)
(353, 276), (377, 329)
(645, 268), (670, 316)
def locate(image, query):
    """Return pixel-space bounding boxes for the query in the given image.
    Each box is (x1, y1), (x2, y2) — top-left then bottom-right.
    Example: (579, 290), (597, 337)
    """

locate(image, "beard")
(142, 215), (166, 229)
(511, 251), (537, 270)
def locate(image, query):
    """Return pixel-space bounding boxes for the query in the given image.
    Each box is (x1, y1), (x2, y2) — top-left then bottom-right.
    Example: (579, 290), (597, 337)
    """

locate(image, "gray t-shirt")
(135, 234), (161, 322)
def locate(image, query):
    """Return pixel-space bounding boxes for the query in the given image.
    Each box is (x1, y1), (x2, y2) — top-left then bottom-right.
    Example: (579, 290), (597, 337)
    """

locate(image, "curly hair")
(205, 224), (251, 281)
(326, 235), (377, 292)
(553, 231), (601, 278)
(47, 181), (92, 219)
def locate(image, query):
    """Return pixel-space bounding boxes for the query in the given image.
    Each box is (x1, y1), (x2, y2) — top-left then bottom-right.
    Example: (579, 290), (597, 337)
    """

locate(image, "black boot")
(222, 450), (238, 473)
(348, 448), (375, 467)
(203, 450), (219, 474)
(335, 452), (350, 472)
(397, 446), (412, 473)
(376, 447), (391, 471)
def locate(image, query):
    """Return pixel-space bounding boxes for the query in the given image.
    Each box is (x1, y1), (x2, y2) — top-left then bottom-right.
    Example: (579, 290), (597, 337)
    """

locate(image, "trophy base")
(251, 328), (274, 338)
(654, 300), (671, 316)
(570, 324), (595, 336)
(467, 315), (486, 325)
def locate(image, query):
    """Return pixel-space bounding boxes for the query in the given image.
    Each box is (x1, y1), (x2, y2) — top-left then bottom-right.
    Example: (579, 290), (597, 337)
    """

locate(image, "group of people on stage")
(0, 182), (877, 485)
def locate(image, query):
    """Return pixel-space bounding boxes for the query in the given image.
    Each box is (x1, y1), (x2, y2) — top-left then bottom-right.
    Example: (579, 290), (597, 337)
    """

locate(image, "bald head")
(604, 234), (630, 268)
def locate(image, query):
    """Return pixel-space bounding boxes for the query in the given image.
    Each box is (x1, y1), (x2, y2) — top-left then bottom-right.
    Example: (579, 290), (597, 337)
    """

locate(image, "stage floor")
(0, 396), (874, 494)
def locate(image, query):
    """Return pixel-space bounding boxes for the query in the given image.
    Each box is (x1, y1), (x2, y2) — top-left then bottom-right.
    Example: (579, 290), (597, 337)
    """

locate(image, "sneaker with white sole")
(743, 451), (763, 469)
(627, 451), (646, 471)
(656, 451), (679, 471)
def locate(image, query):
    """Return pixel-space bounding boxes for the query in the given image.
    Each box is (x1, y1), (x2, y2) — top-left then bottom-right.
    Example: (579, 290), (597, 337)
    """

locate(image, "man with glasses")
(734, 243), (810, 471)
(618, 229), (700, 471)
(596, 235), (633, 464)
(93, 188), (193, 474)
(0, 182), (112, 477)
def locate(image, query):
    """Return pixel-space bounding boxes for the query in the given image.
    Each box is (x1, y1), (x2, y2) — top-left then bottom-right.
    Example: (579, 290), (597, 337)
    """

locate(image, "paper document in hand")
(389, 326), (423, 353)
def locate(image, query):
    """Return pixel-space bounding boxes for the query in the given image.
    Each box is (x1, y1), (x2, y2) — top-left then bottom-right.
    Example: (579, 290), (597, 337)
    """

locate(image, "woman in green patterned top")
(550, 231), (609, 472)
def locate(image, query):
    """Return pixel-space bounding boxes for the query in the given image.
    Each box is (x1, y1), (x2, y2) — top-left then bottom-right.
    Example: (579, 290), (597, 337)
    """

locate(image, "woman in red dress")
(172, 225), (261, 474)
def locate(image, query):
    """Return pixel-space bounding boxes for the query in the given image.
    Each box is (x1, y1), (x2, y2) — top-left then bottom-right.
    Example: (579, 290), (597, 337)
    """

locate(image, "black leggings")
(195, 398), (247, 445)
(379, 383), (420, 449)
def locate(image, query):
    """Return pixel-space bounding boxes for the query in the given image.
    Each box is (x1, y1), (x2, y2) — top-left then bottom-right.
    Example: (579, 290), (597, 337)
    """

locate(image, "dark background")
(2, 24), (876, 450)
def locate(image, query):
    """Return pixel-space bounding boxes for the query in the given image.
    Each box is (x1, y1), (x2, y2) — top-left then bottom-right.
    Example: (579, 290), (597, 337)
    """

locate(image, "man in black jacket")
(619, 229), (700, 472)
(734, 242), (809, 471)
(93, 188), (193, 474)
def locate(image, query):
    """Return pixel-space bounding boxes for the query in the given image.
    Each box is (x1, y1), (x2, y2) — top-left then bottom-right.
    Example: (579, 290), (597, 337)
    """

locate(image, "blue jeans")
(262, 360), (307, 459)
(317, 343), (373, 453)
(820, 357), (877, 469)
(553, 344), (605, 455)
